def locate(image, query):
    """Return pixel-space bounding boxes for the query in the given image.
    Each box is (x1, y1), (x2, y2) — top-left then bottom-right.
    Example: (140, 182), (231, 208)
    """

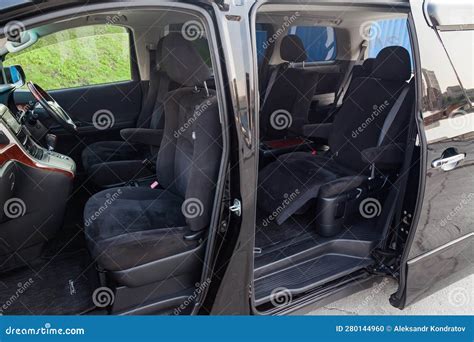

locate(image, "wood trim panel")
(0, 143), (74, 178)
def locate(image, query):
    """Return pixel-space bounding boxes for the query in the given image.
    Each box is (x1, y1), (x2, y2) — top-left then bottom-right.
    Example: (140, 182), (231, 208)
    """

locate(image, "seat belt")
(149, 71), (170, 130)
(377, 85), (411, 147)
(369, 83), (410, 179)
(261, 65), (280, 109)
(333, 40), (368, 108)
(136, 44), (160, 128)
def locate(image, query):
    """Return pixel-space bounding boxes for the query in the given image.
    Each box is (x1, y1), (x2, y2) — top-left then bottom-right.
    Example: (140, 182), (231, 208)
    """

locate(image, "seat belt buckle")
(150, 181), (159, 189)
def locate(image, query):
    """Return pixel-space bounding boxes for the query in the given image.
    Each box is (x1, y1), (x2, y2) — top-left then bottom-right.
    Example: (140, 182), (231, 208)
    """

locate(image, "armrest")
(303, 123), (333, 139)
(120, 128), (163, 147)
(361, 143), (405, 168)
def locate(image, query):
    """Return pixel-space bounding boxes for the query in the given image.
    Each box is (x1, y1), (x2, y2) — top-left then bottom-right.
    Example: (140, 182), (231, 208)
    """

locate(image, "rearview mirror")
(3, 65), (25, 88)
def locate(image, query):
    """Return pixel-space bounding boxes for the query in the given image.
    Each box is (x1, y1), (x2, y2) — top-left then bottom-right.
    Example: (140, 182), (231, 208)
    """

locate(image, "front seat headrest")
(161, 32), (211, 87)
(280, 34), (307, 63)
(372, 46), (411, 81)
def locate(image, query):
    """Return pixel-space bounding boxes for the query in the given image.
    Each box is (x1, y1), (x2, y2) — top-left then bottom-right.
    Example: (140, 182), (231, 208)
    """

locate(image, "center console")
(0, 104), (75, 177)
(0, 103), (75, 272)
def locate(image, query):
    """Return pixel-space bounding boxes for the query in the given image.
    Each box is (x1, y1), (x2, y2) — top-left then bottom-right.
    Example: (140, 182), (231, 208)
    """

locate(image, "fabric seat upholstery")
(82, 141), (152, 186)
(84, 32), (222, 274)
(260, 35), (318, 140)
(81, 38), (168, 187)
(258, 46), (413, 225)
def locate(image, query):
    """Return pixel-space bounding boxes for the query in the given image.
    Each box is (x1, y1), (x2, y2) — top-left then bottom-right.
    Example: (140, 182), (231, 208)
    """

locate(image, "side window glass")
(438, 30), (474, 103)
(290, 26), (336, 62)
(3, 25), (132, 90)
(367, 18), (413, 61)
(256, 24), (269, 65)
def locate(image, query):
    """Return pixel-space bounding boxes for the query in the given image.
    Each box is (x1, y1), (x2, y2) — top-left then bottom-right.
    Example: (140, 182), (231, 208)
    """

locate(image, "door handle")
(431, 153), (466, 171)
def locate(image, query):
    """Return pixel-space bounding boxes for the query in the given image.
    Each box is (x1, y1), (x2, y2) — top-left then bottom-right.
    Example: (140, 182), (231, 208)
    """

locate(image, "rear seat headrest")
(280, 34), (307, 63)
(372, 46), (411, 81)
(362, 58), (375, 73)
(161, 32), (211, 87)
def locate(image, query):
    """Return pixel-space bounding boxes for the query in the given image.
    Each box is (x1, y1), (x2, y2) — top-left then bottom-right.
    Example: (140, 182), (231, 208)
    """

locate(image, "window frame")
(3, 24), (139, 91)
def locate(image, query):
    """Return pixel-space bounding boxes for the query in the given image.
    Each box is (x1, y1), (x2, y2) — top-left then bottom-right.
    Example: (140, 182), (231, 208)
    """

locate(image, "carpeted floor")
(0, 249), (98, 315)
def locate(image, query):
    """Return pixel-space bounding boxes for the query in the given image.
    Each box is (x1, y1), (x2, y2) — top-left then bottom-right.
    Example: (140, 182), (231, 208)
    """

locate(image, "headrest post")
(203, 81), (210, 98)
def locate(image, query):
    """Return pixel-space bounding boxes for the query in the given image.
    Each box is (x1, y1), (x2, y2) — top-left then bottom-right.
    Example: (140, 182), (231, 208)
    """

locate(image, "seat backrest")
(157, 32), (222, 232)
(260, 35), (318, 140)
(329, 46), (412, 173)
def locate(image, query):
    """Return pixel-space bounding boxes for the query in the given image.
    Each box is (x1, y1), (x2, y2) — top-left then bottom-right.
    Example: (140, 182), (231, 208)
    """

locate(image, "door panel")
(13, 81), (142, 166)
(396, 0), (474, 308)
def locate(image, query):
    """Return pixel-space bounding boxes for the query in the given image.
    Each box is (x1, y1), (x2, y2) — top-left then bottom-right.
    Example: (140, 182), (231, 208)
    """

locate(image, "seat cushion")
(88, 160), (154, 187)
(84, 187), (197, 271)
(82, 140), (146, 171)
(258, 152), (365, 224)
(82, 141), (153, 186)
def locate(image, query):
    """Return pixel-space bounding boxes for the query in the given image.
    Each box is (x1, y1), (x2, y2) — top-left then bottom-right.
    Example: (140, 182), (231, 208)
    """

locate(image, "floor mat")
(255, 211), (314, 248)
(0, 249), (99, 315)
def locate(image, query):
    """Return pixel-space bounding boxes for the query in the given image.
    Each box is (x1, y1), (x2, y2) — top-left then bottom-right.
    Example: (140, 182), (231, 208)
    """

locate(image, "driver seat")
(83, 33), (221, 287)
(81, 37), (170, 188)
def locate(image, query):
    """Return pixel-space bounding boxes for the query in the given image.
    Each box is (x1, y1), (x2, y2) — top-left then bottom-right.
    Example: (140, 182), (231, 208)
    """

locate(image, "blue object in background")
(368, 18), (412, 60)
(256, 18), (412, 66)
(292, 26), (336, 62)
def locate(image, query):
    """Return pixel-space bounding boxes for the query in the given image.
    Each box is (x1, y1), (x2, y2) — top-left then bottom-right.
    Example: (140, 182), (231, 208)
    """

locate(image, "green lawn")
(4, 25), (131, 90)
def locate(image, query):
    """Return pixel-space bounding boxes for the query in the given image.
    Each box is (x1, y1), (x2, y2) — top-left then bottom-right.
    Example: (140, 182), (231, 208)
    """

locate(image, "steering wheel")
(27, 81), (78, 134)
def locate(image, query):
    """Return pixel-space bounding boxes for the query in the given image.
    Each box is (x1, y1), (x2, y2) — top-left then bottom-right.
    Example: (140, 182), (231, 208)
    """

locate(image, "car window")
(256, 24), (269, 65)
(367, 18), (413, 60)
(437, 30), (474, 103)
(289, 26), (336, 62)
(3, 25), (132, 90)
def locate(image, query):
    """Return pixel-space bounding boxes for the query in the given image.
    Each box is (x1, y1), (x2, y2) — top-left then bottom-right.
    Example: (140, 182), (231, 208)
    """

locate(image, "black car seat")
(258, 46), (413, 236)
(83, 32), (222, 287)
(260, 35), (319, 140)
(81, 38), (172, 187)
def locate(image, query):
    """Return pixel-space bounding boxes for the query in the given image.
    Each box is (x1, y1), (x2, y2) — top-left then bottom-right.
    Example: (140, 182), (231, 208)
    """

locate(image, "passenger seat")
(260, 35), (318, 140)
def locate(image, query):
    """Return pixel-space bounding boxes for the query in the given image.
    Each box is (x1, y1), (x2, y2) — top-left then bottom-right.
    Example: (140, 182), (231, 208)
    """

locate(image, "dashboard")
(0, 105), (21, 134)
(0, 104), (75, 177)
